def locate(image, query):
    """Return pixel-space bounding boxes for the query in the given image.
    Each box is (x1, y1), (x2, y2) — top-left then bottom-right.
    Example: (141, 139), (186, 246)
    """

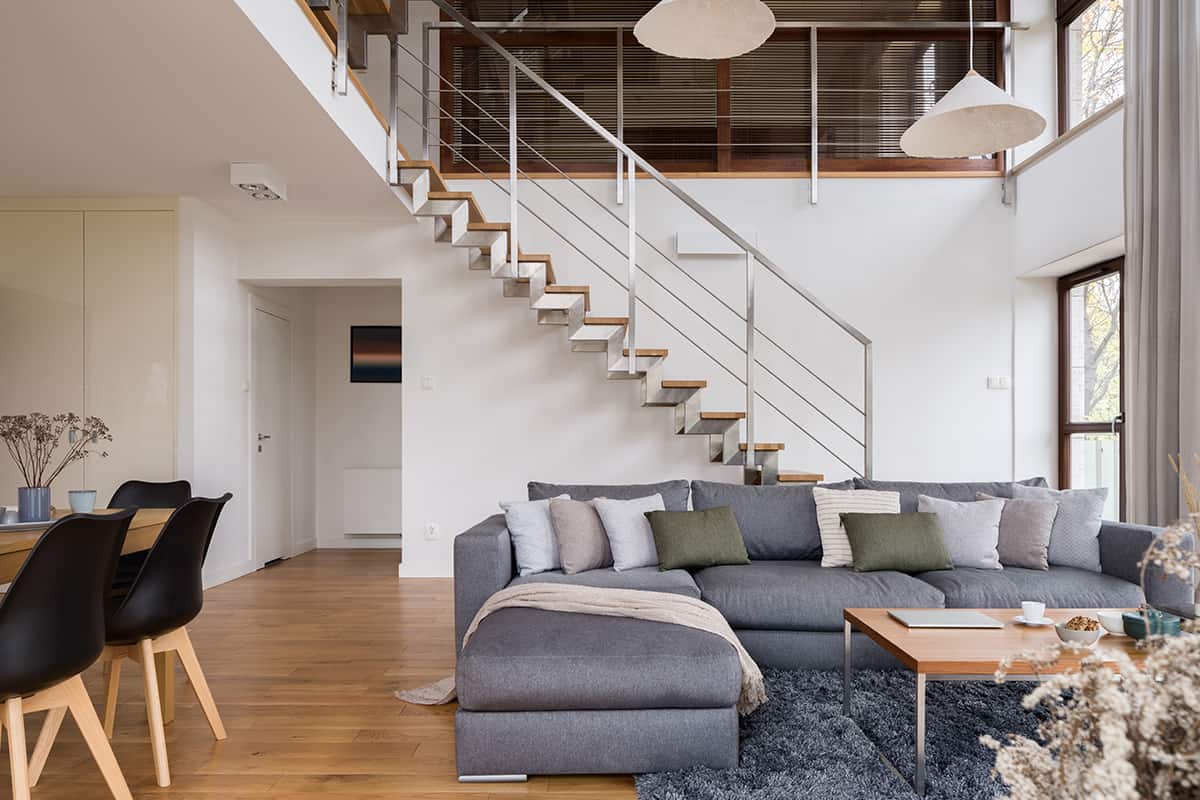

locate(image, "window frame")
(1056, 0), (1122, 136)
(1057, 257), (1124, 517)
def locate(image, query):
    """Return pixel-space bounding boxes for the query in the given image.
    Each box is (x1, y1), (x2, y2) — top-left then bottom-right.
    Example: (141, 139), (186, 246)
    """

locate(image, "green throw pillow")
(840, 512), (953, 573)
(645, 507), (751, 571)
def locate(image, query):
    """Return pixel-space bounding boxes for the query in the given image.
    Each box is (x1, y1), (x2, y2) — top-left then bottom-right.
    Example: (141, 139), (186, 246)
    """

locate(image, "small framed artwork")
(350, 325), (402, 383)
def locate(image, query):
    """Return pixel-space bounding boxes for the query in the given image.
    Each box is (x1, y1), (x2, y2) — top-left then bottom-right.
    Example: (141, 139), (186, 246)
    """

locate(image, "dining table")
(0, 507), (181, 723)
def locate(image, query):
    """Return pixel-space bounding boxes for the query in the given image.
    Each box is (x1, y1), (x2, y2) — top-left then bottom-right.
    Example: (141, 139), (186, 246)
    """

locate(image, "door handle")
(257, 434), (272, 441)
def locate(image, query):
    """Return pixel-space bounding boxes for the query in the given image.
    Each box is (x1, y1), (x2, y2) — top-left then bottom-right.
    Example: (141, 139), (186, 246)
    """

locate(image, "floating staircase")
(394, 159), (823, 486)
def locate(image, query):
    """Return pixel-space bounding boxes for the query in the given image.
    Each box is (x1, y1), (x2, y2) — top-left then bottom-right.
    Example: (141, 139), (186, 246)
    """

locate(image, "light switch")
(421, 375), (435, 391)
(987, 376), (1011, 390)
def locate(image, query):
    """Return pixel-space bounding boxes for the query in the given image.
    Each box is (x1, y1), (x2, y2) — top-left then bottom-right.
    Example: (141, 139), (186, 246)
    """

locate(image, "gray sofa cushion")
(916, 566), (1143, 609)
(691, 479), (853, 560)
(693, 560), (946, 632)
(507, 566), (701, 598)
(457, 608), (741, 711)
(1100, 521), (1195, 612)
(852, 477), (1049, 513)
(529, 479), (690, 511)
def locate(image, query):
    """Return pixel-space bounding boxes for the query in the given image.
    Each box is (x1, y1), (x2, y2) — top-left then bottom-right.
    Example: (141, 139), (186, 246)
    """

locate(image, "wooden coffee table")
(843, 607), (1143, 796)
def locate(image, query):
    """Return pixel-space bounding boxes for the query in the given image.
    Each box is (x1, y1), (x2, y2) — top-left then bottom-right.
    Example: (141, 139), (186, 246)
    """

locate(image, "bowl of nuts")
(1055, 615), (1104, 646)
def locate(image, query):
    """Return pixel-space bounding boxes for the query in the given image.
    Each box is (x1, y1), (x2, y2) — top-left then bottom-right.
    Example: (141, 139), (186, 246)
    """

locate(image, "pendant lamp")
(900, 2), (1045, 157)
(634, 0), (776, 60)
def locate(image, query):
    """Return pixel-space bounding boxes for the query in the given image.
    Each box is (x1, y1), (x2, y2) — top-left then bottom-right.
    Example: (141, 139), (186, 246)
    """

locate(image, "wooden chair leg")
(63, 676), (133, 800)
(174, 628), (227, 740)
(139, 638), (171, 787)
(103, 656), (123, 738)
(27, 706), (66, 786)
(5, 697), (30, 800)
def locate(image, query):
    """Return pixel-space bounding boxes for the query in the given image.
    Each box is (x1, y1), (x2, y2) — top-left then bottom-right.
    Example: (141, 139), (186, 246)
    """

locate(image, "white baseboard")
(292, 537), (318, 556)
(203, 559), (257, 590)
(317, 536), (403, 549)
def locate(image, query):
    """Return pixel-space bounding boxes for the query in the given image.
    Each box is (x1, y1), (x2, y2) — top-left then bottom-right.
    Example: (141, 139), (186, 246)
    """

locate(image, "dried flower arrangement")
(0, 413), (112, 489)
(982, 455), (1200, 800)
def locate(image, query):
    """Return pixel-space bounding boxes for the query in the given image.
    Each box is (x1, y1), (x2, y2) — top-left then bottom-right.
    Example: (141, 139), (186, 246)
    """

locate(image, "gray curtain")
(1124, 0), (1200, 525)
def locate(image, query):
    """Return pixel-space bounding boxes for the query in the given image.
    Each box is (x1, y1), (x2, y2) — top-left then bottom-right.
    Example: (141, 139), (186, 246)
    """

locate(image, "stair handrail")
(420, 0), (873, 479)
(427, 0), (870, 349)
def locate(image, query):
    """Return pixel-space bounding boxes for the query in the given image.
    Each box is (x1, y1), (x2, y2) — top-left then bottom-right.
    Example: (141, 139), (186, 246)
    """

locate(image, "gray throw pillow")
(917, 494), (1004, 569)
(1011, 484), (1107, 572)
(977, 492), (1057, 570)
(549, 498), (612, 574)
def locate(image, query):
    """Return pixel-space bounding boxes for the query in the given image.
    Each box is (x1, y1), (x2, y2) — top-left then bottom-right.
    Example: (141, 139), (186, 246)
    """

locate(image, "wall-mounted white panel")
(84, 211), (177, 503)
(0, 212), (85, 506)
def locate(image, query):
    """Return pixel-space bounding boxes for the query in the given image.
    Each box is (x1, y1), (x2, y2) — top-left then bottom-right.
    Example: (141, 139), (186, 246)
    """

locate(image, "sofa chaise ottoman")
(452, 478), (1194, 779)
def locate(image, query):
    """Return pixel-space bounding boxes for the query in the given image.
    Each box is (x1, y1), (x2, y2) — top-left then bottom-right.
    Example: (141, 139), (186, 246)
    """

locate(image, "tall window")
(1057, 0), (1125, 134)
(1059, 260), (1123, 520)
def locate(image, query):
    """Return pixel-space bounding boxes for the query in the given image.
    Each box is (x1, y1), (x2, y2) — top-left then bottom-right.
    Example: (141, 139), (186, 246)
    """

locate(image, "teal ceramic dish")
(1122, 609), (1183, 640)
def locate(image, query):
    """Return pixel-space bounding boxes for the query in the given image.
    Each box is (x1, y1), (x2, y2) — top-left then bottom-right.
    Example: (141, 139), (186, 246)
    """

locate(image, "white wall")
(1014, 108), (1125, 274)
(314, 287), (404, 548)
(177, 198), (317, 587)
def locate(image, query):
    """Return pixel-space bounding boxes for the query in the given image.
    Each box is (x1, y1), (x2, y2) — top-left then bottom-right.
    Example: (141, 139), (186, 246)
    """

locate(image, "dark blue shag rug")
(636, 669), (1046, 800)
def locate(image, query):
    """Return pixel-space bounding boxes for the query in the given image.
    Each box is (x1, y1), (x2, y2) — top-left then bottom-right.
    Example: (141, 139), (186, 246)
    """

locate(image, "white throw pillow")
(812, 487), (901, 568)
(500, 495), (568, 577)
(592, 494), (666, 571)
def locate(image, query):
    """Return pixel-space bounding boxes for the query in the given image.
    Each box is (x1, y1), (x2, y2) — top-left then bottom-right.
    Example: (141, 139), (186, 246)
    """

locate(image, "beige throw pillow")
(812, 487), (901, 568)
(549, 498), (612, 574)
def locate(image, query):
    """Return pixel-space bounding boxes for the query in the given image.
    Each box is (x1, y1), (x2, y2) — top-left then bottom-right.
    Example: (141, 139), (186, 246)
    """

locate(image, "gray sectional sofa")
(452, 478), (1193, 779)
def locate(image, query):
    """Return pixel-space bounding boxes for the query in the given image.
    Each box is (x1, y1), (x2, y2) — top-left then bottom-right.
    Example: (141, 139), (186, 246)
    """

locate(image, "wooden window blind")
(441, 1), (1006, 175)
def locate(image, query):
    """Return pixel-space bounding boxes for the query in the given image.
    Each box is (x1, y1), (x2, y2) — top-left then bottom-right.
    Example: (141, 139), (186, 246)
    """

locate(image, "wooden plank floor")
(5, 550), (636, 799)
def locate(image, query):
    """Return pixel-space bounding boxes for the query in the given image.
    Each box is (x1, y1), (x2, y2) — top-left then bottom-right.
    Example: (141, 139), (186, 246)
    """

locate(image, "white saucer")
(1013, 615), (1055, 627)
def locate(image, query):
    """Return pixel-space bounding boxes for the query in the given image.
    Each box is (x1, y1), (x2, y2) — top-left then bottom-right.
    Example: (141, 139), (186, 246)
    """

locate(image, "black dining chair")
(92, 494), (230, 788)
(0, 511), (135, 800)
(107, 479), (192, 588)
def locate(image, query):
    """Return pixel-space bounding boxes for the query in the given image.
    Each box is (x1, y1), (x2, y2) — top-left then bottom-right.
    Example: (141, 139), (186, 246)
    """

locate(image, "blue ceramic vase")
(17, 486), (51, 523)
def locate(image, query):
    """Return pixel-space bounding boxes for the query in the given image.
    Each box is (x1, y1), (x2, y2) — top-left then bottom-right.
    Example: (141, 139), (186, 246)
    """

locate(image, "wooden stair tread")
(427, 191), (473, 200)
(622, 348), (669, 357)
(398, 160), (449, 193)
(778, 472), (825, 483)
(700, 411), (746, 420)
(739, 442), (785, 451)
(585, 316), (628, 326)
(468, 222), (510, 231)
(662, 379), (706, 389)
(544, 285), (590, 311)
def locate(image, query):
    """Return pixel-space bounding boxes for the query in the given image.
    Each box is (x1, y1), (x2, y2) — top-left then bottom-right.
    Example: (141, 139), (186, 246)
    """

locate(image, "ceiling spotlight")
(229, 163), (287, 201)
(634, 0), (775, 60)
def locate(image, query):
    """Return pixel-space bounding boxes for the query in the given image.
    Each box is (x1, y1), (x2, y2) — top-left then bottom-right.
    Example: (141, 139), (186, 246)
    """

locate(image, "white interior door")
(251, 304), (291, 565)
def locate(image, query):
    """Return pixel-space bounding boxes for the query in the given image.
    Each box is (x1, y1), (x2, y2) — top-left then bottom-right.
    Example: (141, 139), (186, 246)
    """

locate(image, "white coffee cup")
(1021, 601), (1046, 622)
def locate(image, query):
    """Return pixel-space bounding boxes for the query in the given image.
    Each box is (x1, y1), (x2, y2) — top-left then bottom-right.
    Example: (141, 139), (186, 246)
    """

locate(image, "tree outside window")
(1067, 0), (1125, 128)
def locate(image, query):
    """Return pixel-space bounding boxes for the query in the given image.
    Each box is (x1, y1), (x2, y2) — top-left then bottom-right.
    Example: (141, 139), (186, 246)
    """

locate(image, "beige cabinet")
(0, 206), (176, 508)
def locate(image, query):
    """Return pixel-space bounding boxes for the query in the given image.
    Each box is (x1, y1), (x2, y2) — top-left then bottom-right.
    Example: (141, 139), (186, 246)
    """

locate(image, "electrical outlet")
(421, 375), (435, 391)
(987, 375), (1011, 390)
(424, 523), (440, 541)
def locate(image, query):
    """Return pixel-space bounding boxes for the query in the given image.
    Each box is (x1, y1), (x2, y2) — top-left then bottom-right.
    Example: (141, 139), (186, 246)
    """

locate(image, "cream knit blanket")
(396, 582), (767, 715)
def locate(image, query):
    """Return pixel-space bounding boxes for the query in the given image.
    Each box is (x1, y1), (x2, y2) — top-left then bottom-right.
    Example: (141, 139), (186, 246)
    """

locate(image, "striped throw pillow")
(812, 488), (901, 568)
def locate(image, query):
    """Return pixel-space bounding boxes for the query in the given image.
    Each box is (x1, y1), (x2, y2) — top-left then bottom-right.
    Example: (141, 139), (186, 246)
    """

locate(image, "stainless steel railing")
(409, 0), (887, 478)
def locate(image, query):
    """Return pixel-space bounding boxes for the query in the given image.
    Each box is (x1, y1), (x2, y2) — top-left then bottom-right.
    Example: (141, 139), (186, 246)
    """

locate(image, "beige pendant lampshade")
(634, 0), (776, 60)
(899, 70), (1047, 157)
